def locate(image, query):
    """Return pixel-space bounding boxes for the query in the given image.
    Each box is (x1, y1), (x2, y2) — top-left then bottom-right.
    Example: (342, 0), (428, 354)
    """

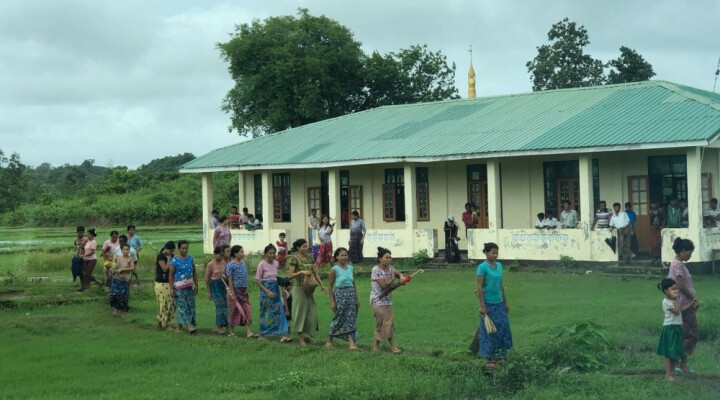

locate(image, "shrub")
(555, 255), (577, 269)
(411, 249), (430, 267)
(536, 321), (614, 372)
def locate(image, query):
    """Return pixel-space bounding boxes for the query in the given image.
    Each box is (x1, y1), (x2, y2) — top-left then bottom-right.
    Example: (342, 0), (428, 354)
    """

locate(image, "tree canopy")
(218, 9), (459, 137)
(527, 18), (655, 91)
(606, 46), (656, 84)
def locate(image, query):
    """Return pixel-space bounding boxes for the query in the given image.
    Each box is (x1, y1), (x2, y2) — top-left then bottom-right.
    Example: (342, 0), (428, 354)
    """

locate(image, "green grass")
(2, 264), (720, 399)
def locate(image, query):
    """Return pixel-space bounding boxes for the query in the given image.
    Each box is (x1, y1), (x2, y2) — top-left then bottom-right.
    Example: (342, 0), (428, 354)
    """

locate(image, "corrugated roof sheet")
(181, 80), (720, 171)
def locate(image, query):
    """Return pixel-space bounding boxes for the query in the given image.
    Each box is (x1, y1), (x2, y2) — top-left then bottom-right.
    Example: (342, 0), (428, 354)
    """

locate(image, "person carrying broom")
(476, 242), (512, 369)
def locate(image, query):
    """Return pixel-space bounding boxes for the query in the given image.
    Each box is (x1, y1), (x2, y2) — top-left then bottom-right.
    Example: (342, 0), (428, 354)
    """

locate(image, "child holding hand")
(656, 278), (697, 381)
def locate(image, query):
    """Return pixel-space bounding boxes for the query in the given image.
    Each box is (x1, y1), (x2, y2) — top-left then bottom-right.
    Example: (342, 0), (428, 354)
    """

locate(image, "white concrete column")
(578, 155), (595, 229)
(487, 159), (502, 230)
(201, 173), (214, 254)
(237, 171), (245, 212)
(687, 147), (703, 231)
(261, 172), (273, 243)
(404, 164), (417, 256)
(328, 169), (342, 245)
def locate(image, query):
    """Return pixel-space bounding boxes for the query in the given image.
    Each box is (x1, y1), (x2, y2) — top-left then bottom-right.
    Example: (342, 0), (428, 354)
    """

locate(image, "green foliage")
(526, 19), (656, 92)
(410, 249), (431, 267)
(537, 321), (614, 372)
(218, 8), (458, 137)
(507, 259), (522, 272)
(606, 46), (656, 84)
(137, 152), (196, 174)
(555, 255), (577, 269)
(26, 251), (75, 273)
(491, 352), (549, 396)
(526, 18), (605, 91)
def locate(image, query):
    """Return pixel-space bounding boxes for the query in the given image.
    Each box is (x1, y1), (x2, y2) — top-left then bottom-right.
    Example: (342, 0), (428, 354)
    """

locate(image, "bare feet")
(665, 375), (677, 381)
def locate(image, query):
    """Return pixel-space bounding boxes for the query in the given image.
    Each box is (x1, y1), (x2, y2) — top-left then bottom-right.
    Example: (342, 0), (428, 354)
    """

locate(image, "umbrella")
(378, 269), (424, 299)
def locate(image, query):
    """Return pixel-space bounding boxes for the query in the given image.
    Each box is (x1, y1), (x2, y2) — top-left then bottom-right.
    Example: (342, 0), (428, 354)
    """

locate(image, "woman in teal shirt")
(325, 247), (359, 350)
(476, 242), (512, 368)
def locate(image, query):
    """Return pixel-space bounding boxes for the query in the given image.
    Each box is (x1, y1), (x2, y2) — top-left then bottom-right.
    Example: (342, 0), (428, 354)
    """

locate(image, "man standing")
(591, 201), (612, 230)
(560, 201), (578, 229)
(210, 209), (220, 229)
(666, 198), (682, 228)
(610, 202), (635, 262)
(703, 198), (720, 227)
(127, 224), (143, 285)
(624, 202), (639, 255)
(443, 216), (461, 263)
(648, 202), (665, 262)
(307, 208), (319, 241)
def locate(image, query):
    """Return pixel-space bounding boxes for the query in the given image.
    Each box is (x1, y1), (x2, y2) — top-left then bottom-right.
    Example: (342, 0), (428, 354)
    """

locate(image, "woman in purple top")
(667, 237), (701, 375)
(255, 243), (292, 343)
(213, 216), (231, 249)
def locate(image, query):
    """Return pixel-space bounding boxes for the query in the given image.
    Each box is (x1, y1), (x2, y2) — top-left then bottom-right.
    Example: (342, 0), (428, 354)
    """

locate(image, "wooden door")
(307, 187), (322, 216)
(468, 181), (489, 228)
(556, 178), (580, 216)
(628, 176), (650, 253)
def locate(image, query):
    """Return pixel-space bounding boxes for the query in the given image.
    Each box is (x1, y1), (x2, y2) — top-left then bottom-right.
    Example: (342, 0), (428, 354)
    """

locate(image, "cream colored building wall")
(498, 158), (532, 229)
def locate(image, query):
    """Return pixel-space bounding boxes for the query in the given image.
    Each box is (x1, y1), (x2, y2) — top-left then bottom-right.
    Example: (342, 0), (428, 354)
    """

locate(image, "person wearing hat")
(444, 215), (462, 263)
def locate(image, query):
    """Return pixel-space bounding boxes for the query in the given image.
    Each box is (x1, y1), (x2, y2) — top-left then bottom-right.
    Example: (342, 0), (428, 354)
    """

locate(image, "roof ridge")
(651, 81), (720, 111)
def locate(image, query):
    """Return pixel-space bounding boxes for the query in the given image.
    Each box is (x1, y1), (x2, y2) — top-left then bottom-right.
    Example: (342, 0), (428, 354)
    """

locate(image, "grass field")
(1, 227), (719, 399)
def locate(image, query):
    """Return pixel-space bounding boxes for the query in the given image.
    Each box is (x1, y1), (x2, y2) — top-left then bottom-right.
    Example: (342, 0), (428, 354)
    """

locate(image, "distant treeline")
(0, 151), (237, 226)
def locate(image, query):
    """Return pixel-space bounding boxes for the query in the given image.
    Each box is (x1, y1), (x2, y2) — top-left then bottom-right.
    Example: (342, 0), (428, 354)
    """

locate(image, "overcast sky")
(1, 0), (718, 168)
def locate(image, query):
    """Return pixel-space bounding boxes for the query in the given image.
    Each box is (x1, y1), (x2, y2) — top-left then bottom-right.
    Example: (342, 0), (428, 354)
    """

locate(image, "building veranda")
(181, 81), (720, 271)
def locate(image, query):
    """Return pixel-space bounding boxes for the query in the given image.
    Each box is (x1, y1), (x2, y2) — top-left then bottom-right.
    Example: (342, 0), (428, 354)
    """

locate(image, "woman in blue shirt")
(476, 242), (512, 368)
(325, 247), (359, 350)
(169, 240), (198, 334)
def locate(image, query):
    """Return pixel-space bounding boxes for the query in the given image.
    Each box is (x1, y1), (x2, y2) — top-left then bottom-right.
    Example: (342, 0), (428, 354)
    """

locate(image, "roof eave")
(179, 139), (709, 174)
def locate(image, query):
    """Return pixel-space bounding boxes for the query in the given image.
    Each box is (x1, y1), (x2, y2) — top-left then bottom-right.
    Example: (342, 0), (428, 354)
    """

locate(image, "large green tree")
(606, 46), (656, 84)
(526, 18), (605, 91)
(219, 9), (459, 137)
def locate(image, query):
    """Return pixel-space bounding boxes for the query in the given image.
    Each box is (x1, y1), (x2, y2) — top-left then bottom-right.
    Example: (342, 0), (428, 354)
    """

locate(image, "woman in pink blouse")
(667, 237), (701, 375)
(255, 244), (292, 343)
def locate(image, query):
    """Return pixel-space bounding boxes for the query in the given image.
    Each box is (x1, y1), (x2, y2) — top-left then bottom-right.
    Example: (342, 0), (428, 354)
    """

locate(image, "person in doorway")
(591, 201), (611, 230)
(666, 198), (682, 229)
(703, 198), (720, 227)
(625, 202), (639, 255)
(444, 216), (461, 263)
(534, 213), (546, 229)
(610, 202), (636, 262)
(560, 200), (578, 229)
(649, 202), (665, 262)
(276, 232), (288, 270)
(127, 225), (143, 286)
(462, 203), (476, 234)
(307, 209), (320, 242)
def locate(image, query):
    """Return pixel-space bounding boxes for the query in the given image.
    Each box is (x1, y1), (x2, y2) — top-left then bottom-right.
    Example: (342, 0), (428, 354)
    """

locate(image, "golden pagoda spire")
(468, 45), (476, 99)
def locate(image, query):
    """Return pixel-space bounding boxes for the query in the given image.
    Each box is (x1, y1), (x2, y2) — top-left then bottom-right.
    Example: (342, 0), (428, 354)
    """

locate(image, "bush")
(536, 321), (614, 372)
(555, 255), (577, 269)
(411, 249), (430, 267)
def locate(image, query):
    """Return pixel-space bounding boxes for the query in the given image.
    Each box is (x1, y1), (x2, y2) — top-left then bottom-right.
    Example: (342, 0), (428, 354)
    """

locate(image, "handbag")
(301, 273), (318, 295)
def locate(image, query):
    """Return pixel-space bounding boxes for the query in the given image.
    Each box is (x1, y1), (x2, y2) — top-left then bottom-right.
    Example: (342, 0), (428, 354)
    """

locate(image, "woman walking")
(370, 247), (405, 353)
(226, 245), (256, 338)
(255, 244), (292, 342)
(315, 215), (335, 267)
(213, 216), (231, 248)
(288, 238), (327, 346)
(326, 247), (359, 350)
(169, 240), (198, 334)
(348, 211), (366, 264)
(205, 246), (229, 335)
(154, 241), (176, 330)
(79, 228), (102, 291)
(109, 244), (135, 316)
(476, 242), (512, 368)
(668, 237), (701, 375)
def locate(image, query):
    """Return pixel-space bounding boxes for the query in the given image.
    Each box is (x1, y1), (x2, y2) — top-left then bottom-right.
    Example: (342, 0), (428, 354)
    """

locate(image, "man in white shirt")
(609, 202), (635, 262)
(560, 200), (578, 228)
(534, 212), (545, 229)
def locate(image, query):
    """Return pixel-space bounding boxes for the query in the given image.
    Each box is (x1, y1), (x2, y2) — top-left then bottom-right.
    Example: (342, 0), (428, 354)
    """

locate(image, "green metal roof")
(182, 80), (720, 172)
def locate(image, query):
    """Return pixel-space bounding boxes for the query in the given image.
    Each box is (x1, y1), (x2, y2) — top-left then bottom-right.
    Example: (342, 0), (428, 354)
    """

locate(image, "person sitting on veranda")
(244, 214), (263, 230)
(534, 213), (545, 229)
(543, 211), (558, 229)
(703, 198), (720, 227)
